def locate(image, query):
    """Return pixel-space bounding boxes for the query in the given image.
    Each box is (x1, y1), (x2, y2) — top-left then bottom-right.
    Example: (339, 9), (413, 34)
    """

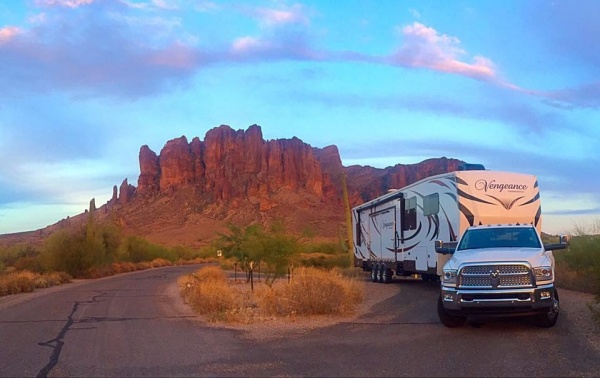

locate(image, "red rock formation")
(344, 157), (463, 206)
(138, 145), (160, 194)
(159, 136), (196, 191)
(133, 125), (462, 211)
(118, 179), (135, 203)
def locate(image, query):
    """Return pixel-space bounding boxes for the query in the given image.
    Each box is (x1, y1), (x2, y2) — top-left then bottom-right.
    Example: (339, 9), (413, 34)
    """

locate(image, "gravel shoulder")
(558, 287), (600, 354)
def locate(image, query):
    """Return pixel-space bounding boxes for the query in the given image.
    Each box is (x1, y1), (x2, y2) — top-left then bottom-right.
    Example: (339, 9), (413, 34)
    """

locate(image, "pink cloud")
(0, 27), (20, 43)
(231, 36), (270, 54)
(390, 22), (496, 81)
(150, 43), (199, 69)
(248, 4), (309, 27)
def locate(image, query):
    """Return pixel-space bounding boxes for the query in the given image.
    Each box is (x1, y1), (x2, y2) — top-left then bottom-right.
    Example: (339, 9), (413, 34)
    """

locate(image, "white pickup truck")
(435, 224), (570, 328)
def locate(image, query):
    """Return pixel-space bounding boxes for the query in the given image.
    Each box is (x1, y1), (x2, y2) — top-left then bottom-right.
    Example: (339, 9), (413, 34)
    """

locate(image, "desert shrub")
(178, 266), (238, 321)
(172, 246), (208, 261)
(0, 271), (37, 296)
(1, 245), (40, 269)
(150, 258), (173, 268)
(118, 236), (177, 263)
(179, 266), (365, 322)
(194, 265), (228, 283)
(256, 267), (364, 317)
(298, 253), (352, 269)
(40, 228), (89, 277)
(0, 269), (72, 297)
(14, 257), (44, 273)
(302, 242), (342, 255)
(554, 235), (600, 294)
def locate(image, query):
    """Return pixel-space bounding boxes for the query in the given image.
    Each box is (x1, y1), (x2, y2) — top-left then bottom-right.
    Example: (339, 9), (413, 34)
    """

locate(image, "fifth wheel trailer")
(352, 167), (542, 283)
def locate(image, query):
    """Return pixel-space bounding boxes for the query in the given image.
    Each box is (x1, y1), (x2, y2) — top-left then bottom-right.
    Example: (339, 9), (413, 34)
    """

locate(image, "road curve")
(0, 265), (598, 377)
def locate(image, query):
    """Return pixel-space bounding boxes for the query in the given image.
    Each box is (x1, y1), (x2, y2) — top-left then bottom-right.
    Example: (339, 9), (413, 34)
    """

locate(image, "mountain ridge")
(0, 125), (463, 248)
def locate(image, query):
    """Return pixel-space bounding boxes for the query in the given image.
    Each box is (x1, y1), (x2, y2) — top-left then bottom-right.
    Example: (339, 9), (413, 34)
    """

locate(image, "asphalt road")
(0, 265), (598, 377)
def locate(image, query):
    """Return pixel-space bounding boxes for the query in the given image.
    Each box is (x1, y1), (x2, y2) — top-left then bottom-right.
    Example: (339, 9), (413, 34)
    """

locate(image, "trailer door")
(369, 207), (397, 261)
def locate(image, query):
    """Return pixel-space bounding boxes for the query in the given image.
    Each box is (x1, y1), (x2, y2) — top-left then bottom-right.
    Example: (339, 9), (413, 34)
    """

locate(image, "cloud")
(244, 4), (309, 27)
(36, 0), (95, 8)
(542, 82), (600, 109)
(230, 32), (323, 61)
(0, 26), (20, 42)
(389, 22), (496, 81)
(0, 0), (202, 98)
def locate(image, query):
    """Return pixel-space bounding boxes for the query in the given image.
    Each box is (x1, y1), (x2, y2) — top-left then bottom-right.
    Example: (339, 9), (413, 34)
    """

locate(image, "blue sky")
(0, 0), (599, 235)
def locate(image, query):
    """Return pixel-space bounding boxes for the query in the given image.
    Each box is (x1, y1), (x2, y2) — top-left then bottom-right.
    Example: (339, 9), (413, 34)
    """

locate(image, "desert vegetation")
(0, 201), (223, 297)
(0, 207), (352, 298)
(178, 265), (364, 323)
(547, 220), (600, 320)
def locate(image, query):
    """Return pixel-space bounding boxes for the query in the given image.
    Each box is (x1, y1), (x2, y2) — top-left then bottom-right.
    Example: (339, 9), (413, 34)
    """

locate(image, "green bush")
(302, 242), (342, 255)
(554, 235), (600, 296)
(1, 245), (39, 268)
(118, 236), (177, 263)
(40, 228), (90, 277)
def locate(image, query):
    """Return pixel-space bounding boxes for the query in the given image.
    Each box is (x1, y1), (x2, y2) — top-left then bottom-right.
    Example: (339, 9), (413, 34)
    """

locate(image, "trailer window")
(355, 216), (362, 246)
(403, 196), (417, 231)
(423, 193), (439, 216)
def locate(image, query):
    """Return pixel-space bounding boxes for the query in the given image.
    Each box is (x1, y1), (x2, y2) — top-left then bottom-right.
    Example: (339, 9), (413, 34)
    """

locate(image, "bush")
(0, 270), (71, 297)
(178, 266), (238, 322)
(298, 253), (351, 269)
(302, 242), (343, 255)
(261, 267), (364, 316)
(178, 265), (365, 322)
(554, 235), (600, 294)
(118, 236), (177, 263)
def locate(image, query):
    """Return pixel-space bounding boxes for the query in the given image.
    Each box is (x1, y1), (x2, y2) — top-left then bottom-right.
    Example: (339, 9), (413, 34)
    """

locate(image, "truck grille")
(458, 264), (533, 288)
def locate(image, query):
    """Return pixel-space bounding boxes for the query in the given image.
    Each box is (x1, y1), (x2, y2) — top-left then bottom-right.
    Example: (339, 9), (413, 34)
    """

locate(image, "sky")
(0, 0), (599, 236)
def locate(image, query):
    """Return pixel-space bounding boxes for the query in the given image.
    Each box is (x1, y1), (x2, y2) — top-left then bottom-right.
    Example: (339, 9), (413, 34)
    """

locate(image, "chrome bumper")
(441, 283), (555, 313)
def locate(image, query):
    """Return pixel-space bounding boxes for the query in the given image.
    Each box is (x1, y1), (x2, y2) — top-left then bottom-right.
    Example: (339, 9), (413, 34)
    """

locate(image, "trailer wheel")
(377, 264), (385, 283)
(382, 268), (392, 284)
(371, 264), (379, 283)
(536, 289), (560, 328)
(437, 295), (466, 328)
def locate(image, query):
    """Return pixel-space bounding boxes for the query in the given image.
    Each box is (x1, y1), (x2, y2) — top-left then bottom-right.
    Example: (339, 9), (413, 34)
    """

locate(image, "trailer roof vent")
(458, 163), (486, 171)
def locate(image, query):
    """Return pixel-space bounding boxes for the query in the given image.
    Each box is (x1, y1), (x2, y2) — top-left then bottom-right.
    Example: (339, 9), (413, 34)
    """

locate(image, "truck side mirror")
(435, 240), (456, 255)
(544, 235), (571, 251)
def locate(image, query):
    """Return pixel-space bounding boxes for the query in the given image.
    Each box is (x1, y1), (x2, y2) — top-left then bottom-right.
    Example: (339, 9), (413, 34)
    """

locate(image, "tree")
(217, 223), (300, 290)
(261, 223), (300, 287)
(217, 224), (263, 291)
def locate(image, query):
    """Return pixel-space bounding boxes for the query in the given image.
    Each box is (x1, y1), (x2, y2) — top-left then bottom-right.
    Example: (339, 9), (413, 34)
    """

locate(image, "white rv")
(352, 166), (542, 283)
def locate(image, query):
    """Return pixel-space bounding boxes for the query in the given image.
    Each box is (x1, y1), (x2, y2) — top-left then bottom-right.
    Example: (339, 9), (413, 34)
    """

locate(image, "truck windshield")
(457, 227), (541, 251)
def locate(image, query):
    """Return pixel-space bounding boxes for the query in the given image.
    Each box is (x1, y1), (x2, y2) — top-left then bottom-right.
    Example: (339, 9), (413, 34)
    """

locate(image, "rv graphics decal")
(475, 179), (528, 193)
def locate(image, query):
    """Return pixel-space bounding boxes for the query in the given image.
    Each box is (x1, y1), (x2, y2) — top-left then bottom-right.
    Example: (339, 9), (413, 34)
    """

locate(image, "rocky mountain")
(0, 125), (463, 248)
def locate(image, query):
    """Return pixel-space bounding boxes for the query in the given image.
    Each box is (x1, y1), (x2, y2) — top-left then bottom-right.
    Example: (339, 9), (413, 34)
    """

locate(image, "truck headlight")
(443, 269), (457, 285)
(534, 266), (553, 282)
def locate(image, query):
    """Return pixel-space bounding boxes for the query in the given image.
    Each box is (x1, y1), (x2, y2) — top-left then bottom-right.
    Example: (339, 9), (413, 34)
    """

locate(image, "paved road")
(0, 265), (598, 377)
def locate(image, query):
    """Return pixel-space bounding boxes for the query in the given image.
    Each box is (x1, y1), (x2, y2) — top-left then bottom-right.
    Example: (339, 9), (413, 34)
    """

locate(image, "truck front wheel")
(536, 289), (560, 328)
(437, 295), (466, 328)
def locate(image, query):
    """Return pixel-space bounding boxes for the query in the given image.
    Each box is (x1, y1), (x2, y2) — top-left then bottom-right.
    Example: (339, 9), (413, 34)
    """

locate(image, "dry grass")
(555, 264), (600, 294)
(84, 258), (176, 279)
(0, 270), (72, 297)
(178, 265), (365, 323)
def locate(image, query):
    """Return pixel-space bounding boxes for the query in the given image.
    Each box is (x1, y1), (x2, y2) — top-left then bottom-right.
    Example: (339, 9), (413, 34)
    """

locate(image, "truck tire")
(371, 264), (379, 282)
(382, 267), (392, 284)
(377, 264), (384, 283)
(437, 295), (466, 328)
(536, 289), (560, 328)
